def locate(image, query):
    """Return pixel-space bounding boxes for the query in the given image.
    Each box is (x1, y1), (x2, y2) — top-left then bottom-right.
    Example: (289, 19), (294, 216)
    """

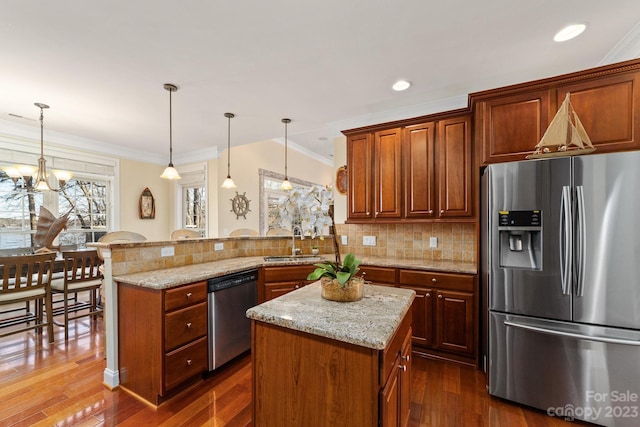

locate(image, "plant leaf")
(336, 271), (351, 286)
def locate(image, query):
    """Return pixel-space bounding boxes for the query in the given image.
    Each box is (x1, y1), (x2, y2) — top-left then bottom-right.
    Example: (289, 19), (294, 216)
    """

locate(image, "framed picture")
(335, 165), (347, 195)
(139, 187), (155, 219)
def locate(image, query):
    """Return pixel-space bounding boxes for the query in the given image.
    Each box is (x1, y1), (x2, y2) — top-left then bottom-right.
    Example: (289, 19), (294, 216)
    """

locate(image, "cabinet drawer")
(164, 301), (208, 351)
(164, 336), (208, 391)
(360, 266), (397, 284)
(164, 281), (207, 312)
(399, 270), (474, 291)
(263, 265), (315, 282)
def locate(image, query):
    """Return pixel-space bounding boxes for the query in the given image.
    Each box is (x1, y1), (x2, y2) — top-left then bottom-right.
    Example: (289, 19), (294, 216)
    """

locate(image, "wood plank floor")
(0, 315), (589, 426)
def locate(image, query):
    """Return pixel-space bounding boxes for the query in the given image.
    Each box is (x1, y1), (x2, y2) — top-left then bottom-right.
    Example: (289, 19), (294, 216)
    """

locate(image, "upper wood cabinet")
(347, 133), (373, 220)
(345, 115), (472, 223)
(437, 116), (472, 217)
(474, 61), (640, 165)
(374, 128), (403, 219)
(476, 90), (552, 164)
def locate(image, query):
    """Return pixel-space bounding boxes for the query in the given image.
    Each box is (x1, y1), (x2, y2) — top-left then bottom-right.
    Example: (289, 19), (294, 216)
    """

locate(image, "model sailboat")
(526, 93), (595, 159)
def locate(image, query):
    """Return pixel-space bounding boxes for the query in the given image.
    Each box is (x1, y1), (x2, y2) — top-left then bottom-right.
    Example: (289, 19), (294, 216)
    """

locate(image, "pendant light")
(33, 102), (72, 192)
(160, 83), (181, 180)
(221, 112), (237, 189)
(280, 118), (293, 191)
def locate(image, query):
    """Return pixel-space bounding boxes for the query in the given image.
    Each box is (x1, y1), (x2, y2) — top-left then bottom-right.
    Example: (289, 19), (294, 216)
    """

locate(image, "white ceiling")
(1, 0), (640, 165)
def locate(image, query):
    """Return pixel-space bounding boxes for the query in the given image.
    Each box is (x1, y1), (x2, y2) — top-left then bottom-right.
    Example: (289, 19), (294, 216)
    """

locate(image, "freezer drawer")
(489, 312), (640, 427)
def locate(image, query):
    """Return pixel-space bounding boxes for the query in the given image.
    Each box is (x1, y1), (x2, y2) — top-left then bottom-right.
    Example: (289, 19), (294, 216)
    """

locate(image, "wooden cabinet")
(437, 116), (472, 217)
(345, 115), (472, 222)
(117, 280), (208, 405)
(252, 305), (412, 427)
(347, 128), (402, 220)
(399, 270), (476, 363)
(476, 90), (552, 164)
(474, 61), (640, 165)
(347, 133), (373, 220)
(260, 265), (316, 303)
(380, 325), (412, 427)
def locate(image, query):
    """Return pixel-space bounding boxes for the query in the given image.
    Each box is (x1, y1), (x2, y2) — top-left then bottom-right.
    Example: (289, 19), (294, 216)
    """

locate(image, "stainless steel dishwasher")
(207, 269), (258, 370)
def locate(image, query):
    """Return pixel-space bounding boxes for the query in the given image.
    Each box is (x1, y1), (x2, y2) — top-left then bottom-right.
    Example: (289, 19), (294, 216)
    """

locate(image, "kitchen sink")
(263, 255), (324, 263)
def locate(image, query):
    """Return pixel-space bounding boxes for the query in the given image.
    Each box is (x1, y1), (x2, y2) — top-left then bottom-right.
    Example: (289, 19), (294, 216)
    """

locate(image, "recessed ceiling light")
(392, 80), (411, 91)
(554, 24), (586, 42)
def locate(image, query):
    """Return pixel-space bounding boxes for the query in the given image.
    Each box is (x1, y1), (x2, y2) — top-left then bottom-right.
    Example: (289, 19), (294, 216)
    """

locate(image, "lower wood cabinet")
(399, 270), (476, 364)
(360, 265), (397, 287)
(117, 280), (208, 405)
(259, 265), (315, 303)
(252, 308), (412, 427)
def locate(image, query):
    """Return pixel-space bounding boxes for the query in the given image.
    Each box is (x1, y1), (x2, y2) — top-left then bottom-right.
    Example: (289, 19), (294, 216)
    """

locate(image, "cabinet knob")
(400, 364), (407, 372)
(402, 354), (410, 362)
(427, 210), (433, 214)
(366, 211), (370, 216)
(295, 284), (300, 289)
(186, 322), (192, 328)
(426, 292), (431, 297)
(440, 210), (445, 214)
(438, 294), (443, 299)
(431, 278), (437, 283)
(186, 359), (192, 366)
(186, 292), (192, 298)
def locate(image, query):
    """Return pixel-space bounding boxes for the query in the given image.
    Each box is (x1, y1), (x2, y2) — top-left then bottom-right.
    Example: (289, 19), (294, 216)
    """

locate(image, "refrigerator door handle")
(575, 185), (586, 297)
(559, 186), (572, 295)
(504, 320), (640, 346)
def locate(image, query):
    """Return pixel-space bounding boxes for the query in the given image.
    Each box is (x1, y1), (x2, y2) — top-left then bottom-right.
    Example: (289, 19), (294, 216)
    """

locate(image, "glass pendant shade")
(221, 112), (236, 189)
(280, 179), (293, 191)
(161, 83), (181, 180)
(32, 103), (72, 192)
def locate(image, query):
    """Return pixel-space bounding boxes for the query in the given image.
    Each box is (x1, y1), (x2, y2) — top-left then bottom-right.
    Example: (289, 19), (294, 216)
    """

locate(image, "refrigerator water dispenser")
(497, 210), (542, 270)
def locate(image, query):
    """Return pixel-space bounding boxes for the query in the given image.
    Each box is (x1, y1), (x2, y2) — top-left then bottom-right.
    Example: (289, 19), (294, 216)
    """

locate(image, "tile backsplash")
(334, 223), (476, 263)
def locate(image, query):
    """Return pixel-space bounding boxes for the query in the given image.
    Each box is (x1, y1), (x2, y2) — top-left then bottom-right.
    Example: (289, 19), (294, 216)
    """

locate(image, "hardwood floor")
(0, 316), (588, 427)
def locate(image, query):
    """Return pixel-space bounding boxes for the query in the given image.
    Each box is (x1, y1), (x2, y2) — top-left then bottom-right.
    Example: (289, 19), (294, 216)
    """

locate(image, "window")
(176, 163), (207, 237)
(258, 169), (320, 235)
(0, 173), (44, 249)
(58, 175), (110, 248)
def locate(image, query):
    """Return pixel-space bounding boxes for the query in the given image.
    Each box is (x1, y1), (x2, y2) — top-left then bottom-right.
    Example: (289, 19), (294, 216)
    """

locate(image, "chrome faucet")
(291, 225), (304, 256)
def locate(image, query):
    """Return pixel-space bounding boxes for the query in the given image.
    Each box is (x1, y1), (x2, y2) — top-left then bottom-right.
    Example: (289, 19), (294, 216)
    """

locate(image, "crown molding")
(600, 21), (640, 65)
(271, 138), (334, 167)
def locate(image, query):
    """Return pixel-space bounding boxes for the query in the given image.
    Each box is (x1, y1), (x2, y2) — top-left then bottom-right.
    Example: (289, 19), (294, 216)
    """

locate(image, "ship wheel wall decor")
(231, 192), (251, 219)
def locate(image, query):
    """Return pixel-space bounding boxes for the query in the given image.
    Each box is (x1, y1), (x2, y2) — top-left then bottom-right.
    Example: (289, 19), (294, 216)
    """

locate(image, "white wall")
(217, 139), (334, 236)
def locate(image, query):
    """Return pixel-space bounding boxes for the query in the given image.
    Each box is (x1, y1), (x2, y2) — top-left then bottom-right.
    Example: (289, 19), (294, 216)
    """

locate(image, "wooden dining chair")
(0, 253), (56, 343)
(50, 250), (103, 340)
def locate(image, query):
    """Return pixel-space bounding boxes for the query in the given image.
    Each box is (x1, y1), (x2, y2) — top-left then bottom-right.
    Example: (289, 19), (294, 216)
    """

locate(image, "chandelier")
(2, 103), (72, 191)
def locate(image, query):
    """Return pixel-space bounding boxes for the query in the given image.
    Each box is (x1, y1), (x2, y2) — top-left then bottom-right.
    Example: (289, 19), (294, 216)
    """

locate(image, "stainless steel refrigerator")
(482, 151), (640, 427)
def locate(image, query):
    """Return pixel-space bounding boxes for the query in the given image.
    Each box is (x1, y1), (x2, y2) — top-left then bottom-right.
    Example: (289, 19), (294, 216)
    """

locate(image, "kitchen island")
(247, 282), (415, 427)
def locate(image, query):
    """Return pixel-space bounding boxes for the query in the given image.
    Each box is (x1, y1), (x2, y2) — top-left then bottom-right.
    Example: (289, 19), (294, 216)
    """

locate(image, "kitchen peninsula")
(247, 282), (415, 427)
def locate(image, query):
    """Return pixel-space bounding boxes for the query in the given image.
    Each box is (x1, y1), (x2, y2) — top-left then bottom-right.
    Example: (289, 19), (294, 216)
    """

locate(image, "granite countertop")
(113, 254), (477, 290)
(246, 282), (415, 350)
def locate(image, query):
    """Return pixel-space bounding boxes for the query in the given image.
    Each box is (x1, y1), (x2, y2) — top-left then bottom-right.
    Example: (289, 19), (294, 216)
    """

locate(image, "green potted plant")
(307, 253), (365, 302)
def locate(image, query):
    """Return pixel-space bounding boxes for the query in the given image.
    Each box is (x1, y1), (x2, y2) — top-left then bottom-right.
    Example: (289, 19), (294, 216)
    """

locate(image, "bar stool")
(50, 250), (103, 340)
(0, 253), (56, 343)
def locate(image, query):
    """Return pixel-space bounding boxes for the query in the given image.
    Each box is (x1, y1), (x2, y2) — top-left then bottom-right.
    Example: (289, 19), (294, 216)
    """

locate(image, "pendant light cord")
(168, 88), (174, 166)
(227, 114), (231, 176)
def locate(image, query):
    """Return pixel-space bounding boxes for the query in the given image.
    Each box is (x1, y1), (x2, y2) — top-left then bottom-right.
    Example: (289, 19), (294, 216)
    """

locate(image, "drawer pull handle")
(431, 278), (437, 283)
(186, 322), (192, 328)
(186, 359), (192, 366)
(186, 292), (192, 298)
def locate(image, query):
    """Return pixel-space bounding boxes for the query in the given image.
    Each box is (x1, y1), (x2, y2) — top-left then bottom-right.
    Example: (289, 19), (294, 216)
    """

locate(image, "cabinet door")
(347, 133), (373, 219)
(435, 290), (474, 356)
(360, 266), (397, 286)
(437, 116), (472, 217)
(380, 358), (400, 427)
(401, 285), (433, 348)
(404, 122), (436, 218)
(399, 330), (412, 427)
(478, 90), (552, 164)
(557, 71), (640, 153)
(374, 128), (402, 219)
